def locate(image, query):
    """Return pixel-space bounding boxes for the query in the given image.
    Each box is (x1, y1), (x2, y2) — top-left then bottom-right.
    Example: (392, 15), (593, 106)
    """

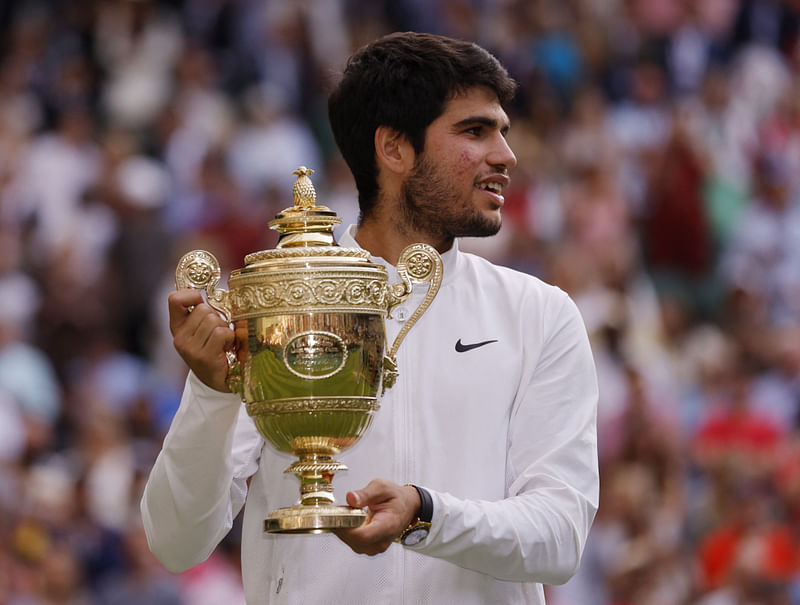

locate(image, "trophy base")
(264, 504), (367, 534)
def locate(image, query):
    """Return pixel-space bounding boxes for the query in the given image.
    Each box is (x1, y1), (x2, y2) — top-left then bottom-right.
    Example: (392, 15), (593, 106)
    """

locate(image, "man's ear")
(374, 126), (415, 175)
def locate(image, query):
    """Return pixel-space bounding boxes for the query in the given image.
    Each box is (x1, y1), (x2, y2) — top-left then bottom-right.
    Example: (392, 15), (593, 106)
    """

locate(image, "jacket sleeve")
(412, 293), (599, 584)
(140, 372), (263, 573)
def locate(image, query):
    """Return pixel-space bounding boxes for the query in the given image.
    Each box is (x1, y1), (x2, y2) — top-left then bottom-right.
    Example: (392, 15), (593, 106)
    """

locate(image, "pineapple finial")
(292, 166), (316, 208)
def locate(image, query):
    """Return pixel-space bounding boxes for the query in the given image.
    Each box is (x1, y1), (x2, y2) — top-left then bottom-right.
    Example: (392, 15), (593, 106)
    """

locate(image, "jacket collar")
(339, 224), (459, 286)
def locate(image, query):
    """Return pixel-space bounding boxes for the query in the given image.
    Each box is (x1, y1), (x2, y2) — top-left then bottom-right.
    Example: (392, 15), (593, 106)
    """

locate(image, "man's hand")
(168, 289), (235, 392)
(334, 479), (421, 555)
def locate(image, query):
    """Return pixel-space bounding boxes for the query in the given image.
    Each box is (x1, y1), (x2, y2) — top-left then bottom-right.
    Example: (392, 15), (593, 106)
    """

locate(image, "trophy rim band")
(245, 246), (370, 265)
(246, 396), (380, 416)
(228, 267), (391, 318)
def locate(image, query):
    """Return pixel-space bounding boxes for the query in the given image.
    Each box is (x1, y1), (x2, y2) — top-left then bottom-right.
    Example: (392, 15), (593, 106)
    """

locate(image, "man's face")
(400, 87), (516, 240)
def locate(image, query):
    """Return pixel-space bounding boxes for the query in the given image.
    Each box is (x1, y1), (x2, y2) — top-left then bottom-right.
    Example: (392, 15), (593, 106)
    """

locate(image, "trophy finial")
(271, 166), (340, 247)
(292, 166), (316, 208)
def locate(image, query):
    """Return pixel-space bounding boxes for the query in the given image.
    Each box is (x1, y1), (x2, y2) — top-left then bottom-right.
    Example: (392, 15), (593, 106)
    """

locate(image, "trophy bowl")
(175, 168), (442, 533)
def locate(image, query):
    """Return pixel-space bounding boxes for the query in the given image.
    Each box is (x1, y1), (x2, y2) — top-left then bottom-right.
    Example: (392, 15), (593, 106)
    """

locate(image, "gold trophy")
(175, 167), (442, 533)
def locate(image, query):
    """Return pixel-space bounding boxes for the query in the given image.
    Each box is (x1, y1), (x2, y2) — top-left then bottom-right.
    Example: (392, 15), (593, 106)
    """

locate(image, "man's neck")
(354, 215), (453, 265)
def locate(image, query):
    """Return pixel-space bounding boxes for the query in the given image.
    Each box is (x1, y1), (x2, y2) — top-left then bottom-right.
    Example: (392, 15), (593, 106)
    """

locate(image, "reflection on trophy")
(175, 167), (443, 533)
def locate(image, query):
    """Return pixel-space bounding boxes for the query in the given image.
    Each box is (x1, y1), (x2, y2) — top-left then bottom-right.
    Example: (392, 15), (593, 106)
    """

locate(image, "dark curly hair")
(328, 32), (517, 221)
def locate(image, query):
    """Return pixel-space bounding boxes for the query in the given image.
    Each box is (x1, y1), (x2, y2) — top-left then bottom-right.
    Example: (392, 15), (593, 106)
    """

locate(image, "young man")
(142, 32), (599, 604)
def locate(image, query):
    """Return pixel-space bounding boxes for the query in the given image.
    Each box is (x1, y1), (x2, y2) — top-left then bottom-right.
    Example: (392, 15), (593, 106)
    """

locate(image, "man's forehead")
(441, 88), (510, 124)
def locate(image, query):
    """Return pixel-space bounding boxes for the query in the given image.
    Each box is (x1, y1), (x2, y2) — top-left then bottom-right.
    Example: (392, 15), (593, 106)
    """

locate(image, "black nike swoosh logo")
(455, 339), (498, 353)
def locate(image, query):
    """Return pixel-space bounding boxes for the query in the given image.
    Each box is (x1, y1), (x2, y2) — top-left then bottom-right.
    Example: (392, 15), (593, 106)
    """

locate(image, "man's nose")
(488, 135), (517, 171)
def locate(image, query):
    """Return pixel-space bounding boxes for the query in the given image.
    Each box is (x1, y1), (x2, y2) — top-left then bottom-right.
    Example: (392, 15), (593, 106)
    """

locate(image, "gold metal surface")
(175, 167), (442, 534)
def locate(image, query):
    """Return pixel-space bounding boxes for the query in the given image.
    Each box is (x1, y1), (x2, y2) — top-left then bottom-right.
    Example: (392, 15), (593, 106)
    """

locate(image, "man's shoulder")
(458, 250), (564, 298)
(450, 251), (583, 343)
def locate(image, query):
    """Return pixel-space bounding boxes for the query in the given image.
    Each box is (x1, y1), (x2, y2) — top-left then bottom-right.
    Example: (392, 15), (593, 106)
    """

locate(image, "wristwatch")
(396, 484), (433, 546)
(397, 519), (432, 546)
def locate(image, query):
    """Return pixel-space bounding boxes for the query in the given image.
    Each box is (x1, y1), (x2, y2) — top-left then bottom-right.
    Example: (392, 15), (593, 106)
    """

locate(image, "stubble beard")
(400, 155), (502, 240)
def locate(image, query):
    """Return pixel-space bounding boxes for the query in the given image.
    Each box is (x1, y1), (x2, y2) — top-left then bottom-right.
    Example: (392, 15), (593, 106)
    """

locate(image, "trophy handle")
(175, 249), (232, 320)
(175, 250), (243, 394)
(382, 243), (443, 392)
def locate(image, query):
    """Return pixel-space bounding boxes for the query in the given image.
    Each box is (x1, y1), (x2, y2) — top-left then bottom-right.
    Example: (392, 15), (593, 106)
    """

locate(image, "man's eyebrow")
(453, 116), (511, 135)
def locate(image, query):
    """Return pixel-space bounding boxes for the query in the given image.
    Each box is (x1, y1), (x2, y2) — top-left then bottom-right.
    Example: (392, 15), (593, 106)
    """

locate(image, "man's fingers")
(167, 289), (234, 393)
(168, 289), (205, 329)
(348, 478), (393, 508)
(334, 480), (423, 556)
(334, 522), (392, 555)
(174, 310), (232, 362)
(169, 288), (205, 312)
(346, 490), (363, 509)
(173, 305), (211, 347)
(191, 311), (228, 349)
(207, 321), (236, 352)
(346, 539), (393, 556)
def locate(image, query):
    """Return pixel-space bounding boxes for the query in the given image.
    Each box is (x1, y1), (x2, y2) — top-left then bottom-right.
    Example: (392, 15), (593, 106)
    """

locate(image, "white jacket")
(142, 227), (599, 604)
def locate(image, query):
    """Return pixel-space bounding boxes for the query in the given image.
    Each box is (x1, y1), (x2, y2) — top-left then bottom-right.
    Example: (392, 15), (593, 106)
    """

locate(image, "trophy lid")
(242, 167), (369, 267)
(268, 166), (342, 249)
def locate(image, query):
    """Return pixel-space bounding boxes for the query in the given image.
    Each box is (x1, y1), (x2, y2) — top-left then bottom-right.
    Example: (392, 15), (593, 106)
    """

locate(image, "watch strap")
(408, 484), (433, 522)
(395, 484), (434, 545)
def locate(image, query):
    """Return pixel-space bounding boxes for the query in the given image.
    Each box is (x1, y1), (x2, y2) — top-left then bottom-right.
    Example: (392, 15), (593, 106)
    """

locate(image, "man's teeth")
(477, 183), (502, 194)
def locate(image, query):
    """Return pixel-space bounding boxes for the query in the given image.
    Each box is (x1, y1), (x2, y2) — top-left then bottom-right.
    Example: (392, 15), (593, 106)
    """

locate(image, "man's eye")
(465, 126), (482, 136)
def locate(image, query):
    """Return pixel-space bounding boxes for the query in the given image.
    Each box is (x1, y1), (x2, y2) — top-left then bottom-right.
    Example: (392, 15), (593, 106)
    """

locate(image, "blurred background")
(0, 0), (799, 603)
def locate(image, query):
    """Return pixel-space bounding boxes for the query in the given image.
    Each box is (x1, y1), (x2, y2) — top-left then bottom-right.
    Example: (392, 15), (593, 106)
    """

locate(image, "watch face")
(402, 526), (430, 546)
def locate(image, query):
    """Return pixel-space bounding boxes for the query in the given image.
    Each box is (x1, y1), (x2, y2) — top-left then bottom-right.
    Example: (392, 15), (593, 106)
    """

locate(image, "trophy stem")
(264, 455), (366, 534)
(286, 454), (347, 506)
(298, 474), (335, 506)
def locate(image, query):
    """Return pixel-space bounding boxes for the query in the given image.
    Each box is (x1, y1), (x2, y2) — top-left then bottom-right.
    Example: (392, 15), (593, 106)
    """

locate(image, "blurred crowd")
(1, 0), (800, 603)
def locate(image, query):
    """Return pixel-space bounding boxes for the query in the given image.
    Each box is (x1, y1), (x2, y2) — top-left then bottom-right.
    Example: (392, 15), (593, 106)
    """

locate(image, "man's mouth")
(476, 182), (503, 195)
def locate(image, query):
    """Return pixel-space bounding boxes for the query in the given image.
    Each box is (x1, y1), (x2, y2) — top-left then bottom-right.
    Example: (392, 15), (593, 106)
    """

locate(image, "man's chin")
(455, 220), (502, 239)
(464, 212), (502, 237)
